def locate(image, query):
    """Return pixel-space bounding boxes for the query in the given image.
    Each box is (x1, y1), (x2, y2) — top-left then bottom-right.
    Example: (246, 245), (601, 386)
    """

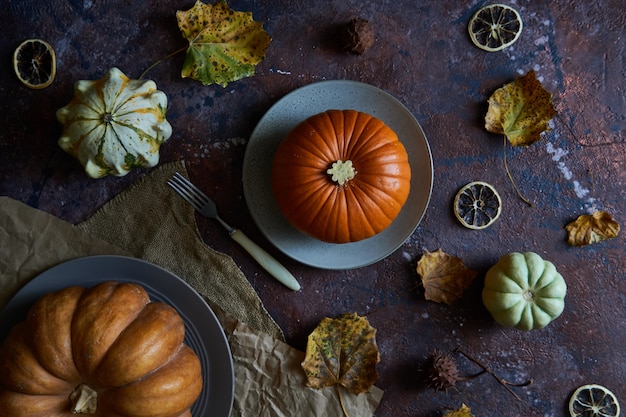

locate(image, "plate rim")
(243, 79), (433, 269)
(0, 255), (234, 417)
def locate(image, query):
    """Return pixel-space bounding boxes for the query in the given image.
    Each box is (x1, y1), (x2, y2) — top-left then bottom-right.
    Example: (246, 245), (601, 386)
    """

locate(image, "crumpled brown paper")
(219, 312), (384, 417)
(0, 160), (383, 417)
(0, 196), (127, 309)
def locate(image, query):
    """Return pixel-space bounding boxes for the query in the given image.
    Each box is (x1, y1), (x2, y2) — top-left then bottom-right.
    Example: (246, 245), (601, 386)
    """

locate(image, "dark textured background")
(1, 1), (624, 416)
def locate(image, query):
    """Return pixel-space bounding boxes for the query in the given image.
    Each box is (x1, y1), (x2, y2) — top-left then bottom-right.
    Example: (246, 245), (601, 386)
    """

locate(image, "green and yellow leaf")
(301, 312), (380, 395)
(485, 70), (557, 146)
(176, 1), (271, 87)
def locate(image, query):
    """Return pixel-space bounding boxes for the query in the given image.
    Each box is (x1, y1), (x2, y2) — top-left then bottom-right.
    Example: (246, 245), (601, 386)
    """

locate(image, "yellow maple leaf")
(416, 249), (477, 305)
(485, 70), (556, 146)
(443, 403), (476, 417)
(301, 312), (380, 396)
(565, 210), (620, 246)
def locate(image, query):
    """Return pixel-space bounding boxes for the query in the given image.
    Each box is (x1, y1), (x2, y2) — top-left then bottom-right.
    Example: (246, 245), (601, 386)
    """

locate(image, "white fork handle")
(230, 229), (301, 291)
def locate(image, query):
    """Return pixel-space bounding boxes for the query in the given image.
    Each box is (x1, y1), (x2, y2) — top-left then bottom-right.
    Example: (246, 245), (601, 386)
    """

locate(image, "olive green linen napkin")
(77, 160), (283, 340)
(0, 159), (383, 416)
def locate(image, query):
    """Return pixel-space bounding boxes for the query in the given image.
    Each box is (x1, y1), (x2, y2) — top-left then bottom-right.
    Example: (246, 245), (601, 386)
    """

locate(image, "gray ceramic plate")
(243, 80), (433, 269)
(0, 255), (234, 417)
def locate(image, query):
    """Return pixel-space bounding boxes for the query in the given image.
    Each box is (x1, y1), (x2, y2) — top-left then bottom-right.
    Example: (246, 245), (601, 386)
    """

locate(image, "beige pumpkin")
(482, 252), (567, 330)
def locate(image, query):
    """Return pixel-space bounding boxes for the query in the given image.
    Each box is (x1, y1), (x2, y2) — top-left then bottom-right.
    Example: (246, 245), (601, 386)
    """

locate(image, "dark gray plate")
(0, 255), (234, 417)
(243, 80), (433, 269)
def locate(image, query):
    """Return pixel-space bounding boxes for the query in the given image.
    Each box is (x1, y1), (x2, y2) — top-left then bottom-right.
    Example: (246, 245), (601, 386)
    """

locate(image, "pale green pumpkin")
(482, 252), (566, 331)
(57, 67), (172, 178)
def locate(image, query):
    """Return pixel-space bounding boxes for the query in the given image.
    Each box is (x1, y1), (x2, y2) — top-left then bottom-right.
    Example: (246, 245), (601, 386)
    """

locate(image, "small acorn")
(341, 18), (375, 54)
(425, 350), (460, 391)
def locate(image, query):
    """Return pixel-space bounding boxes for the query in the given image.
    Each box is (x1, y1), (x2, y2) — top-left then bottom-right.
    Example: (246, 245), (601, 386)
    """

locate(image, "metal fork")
(168, 172), (300, 291)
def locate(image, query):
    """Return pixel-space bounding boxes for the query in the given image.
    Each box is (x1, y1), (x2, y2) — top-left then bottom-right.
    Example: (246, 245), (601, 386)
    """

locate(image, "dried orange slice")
(569, 384), (620, 417)
(13, 39), (56, 89)
(454, 181), (502, 230)
(468, 4), (523, 52)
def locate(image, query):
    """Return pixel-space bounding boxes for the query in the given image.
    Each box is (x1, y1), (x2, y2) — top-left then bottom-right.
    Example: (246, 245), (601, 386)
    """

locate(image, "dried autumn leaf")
(301, 312), (380, 396)
(565, 210), (620, 246)
(443, 403), (476, 417)
(416, 249), (477, 305)
(485, 70), (556, 147)
(176, 1), (271, 87)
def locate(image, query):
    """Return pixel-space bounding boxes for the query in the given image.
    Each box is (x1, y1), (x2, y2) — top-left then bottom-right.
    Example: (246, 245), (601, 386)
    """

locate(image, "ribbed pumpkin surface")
(482, 252), (567, 331)
(57, 67), (172, 178)
(0, 281), (202, 417)
(271, 110), (411, 243)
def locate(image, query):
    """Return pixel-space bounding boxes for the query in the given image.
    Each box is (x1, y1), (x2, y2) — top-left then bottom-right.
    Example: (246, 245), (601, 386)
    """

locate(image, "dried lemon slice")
(569, 384), (620, 417)
(454, 181), (502, 230)
(468, 4), (523, 52)
(13, 39), (56, 89)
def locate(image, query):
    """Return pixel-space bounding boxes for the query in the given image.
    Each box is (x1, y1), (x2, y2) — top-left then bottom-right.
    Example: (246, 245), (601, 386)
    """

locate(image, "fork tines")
(167, 172), (209, 211)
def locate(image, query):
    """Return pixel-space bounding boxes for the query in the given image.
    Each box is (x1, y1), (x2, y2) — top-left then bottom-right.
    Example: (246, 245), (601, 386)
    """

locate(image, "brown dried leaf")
(485, 70), (557, 146)
(301, 312), (380, 395)
(416, 249), (477, 305)
(565, 210), (620, 246)
(443, 403), (476, 417)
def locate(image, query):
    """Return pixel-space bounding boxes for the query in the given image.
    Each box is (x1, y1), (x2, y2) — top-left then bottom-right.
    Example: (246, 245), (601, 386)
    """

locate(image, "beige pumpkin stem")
(327, 160), (356, 186)
(69, 383), (98, 414)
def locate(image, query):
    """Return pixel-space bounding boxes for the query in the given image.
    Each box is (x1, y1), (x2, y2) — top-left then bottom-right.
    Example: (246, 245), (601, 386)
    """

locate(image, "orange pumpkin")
(272, 109), (411, 243)
(0, 281), (202, 417)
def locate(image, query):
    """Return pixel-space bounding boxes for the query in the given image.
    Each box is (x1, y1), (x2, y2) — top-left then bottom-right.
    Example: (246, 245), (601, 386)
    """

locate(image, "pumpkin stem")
(327, 160), (356, 186)
(102, 113), (114, 124)
(69, 383), (98, 414)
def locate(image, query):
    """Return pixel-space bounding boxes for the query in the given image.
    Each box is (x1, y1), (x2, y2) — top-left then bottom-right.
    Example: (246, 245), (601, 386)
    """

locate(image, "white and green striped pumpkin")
(482, 252), (567, 331)
(57, 67), (172, 178)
